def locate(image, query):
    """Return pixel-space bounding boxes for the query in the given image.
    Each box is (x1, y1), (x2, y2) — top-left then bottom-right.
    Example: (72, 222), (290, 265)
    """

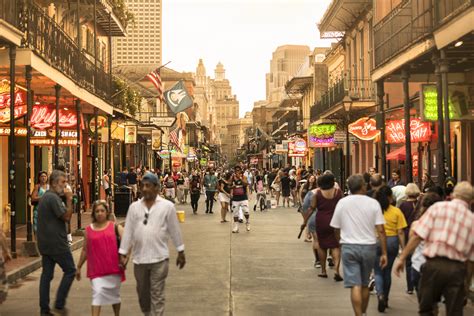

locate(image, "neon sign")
(0, 80), (27, 123)
(385, 119), (431, 144)
(308, 123), (337, 148)
(349, 117), (380, 140)
(30, 105), (77, 129)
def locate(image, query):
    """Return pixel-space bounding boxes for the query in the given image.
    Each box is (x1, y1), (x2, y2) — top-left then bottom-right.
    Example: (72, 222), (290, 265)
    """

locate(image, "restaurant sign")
(348, 117), (380, 141)
(0, 80), (27, 123)
(308, 123), (336, 148)
(385, 118), (431, 144)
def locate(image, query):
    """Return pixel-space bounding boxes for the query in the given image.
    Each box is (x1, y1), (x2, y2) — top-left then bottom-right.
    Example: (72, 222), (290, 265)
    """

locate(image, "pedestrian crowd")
(0, 162), (472, 316)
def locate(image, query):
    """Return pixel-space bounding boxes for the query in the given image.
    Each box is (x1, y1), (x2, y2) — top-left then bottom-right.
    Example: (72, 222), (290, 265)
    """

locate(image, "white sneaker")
(232, 223), (239, 233)
(246, 222), (250, 232)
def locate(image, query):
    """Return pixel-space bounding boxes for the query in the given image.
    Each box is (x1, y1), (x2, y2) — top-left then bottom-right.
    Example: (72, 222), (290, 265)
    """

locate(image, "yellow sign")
(152, 129), (161, 151)
(125, 125), (137, 144)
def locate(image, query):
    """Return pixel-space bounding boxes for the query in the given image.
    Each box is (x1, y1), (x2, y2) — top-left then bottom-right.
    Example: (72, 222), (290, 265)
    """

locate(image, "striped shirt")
(414, 199), (474, 262)
(119, 196), (185, 264)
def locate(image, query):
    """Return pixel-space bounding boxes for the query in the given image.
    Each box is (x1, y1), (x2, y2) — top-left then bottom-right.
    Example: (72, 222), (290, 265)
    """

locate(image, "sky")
(163, 0), (334, 117)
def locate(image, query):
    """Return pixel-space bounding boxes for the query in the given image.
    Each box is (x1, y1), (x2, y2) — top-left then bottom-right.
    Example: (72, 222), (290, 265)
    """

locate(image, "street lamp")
(343, 96), (353, 183)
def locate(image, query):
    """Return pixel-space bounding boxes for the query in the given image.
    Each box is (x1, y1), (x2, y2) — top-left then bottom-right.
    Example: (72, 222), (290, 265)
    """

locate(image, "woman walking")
(313, 173), (343, 281)
(76, 201), (125, 316)
(299, 175), (317, 242)
(280, 172), (291, 208)
(271, 170), (282, 206)
(189, 171), (202, 214)
(183, 171), (190, 204)
(218, 173), (232, 223)
(176, 173), (186, 204)
(398, 183), (421, 295)
(374, 186), (407, 312)
(31, 171), (49, 235)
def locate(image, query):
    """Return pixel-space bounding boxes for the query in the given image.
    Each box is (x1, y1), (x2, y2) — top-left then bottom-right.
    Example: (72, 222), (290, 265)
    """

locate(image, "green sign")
(308, 123), (337, 138)
(200, 158), (208, 166)
(421, 84), (473, 121)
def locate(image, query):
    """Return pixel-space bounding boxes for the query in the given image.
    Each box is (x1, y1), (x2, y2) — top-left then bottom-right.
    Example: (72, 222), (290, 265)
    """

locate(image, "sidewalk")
(5, 212), (125, 284)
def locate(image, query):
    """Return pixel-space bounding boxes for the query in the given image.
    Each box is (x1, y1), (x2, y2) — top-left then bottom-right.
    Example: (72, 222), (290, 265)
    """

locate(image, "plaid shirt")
(414, 199), (474, 262)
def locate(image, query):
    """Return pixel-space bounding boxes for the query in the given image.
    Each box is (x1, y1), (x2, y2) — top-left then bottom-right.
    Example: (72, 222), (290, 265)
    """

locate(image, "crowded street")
(2, 196), (434, 316)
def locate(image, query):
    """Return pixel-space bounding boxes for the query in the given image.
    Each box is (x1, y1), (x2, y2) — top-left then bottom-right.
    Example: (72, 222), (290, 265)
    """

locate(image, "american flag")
(169, 128), (180, 151)
(146, 68), (163, 101)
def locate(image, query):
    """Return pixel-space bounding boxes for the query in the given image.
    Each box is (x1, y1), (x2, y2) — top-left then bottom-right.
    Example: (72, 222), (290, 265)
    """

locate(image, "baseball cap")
(142, 173), (159, 185)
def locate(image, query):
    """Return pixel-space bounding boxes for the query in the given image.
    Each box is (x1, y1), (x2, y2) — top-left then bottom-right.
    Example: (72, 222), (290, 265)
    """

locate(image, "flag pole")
(111, 61), (171, 98)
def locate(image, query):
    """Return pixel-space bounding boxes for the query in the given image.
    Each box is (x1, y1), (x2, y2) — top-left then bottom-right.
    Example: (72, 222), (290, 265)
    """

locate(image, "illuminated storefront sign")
(31, 105), (77, 129)
(307, 123), (336, 148)
(125, 125), (137, 144)
(421, 84), (474, 121)
(348, 117), (380, 141)
(0, 80), (27, 123)
(385, 119), (431, 144)
(288, 138), (307, 157)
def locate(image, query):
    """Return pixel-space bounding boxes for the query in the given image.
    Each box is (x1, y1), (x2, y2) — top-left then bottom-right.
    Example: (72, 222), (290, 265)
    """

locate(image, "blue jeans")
(39, 251), (76, 312)
(374, 236), (399, 299)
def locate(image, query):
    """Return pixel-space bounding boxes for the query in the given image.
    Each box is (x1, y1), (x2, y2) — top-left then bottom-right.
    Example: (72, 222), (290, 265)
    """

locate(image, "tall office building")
(113, 0), (162, 66)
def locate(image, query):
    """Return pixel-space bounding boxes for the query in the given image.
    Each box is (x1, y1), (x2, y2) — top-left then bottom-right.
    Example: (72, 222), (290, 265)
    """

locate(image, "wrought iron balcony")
(18, 1), (111, 100)
(0, 0), (17, 26)
(310, 78), (374, 121)
(374, 0), (473, 69)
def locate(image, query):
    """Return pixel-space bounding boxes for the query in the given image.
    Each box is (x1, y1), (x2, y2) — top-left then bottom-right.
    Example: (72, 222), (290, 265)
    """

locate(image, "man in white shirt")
(330, 174), (388, 316)
(119, 173), (186, 316)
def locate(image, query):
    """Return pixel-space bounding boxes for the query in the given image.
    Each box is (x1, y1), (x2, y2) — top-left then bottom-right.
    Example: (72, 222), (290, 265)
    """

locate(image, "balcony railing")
(435, 0), (474, 25)
(310, 78), (375, 121)
(374, 0), (433, 69)
(19, 1), (111, 100)
(0, 0), (17, 26)
(374, 0), (473, 69)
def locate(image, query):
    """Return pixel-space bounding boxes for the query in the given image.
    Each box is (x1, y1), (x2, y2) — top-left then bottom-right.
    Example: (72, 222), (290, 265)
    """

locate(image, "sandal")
(334, 274), (343, 282)
(317, 273), (328, 278)
(221, 220), (228, 223)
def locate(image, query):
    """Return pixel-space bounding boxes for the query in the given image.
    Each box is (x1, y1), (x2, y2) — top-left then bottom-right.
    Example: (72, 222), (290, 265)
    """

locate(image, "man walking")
(395, 181), (474, 316)
(119, 173), (186, 316)
(204, 168), (218, 214)
(329, 174), (387, 316)
(37, 170), (76, 315)
(127, 167), (139, 201)
(231, 165), (251, 233)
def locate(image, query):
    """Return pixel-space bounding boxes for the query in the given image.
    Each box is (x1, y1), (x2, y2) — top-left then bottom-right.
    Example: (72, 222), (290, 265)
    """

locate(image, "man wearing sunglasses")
(119, 173), (186, 316)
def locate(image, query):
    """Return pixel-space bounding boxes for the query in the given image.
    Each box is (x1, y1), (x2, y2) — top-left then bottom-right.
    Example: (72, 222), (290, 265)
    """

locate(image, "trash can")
(114, 186), (132, 217)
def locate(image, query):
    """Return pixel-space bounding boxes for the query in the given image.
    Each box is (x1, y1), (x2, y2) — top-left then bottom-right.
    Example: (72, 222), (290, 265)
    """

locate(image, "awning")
(386, 146), (406, 161)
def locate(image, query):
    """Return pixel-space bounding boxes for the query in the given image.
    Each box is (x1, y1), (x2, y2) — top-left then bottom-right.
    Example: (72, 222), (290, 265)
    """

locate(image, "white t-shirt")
(330, 195), (385, 245)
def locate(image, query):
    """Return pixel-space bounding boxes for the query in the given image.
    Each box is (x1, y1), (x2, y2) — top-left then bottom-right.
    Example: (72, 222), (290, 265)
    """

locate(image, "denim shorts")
(307, 212), (316, 233)
(341, 244), (376, 288)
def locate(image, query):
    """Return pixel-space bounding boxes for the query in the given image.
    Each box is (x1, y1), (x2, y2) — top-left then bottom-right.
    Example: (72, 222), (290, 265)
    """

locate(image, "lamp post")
(342, 96), (353, 183)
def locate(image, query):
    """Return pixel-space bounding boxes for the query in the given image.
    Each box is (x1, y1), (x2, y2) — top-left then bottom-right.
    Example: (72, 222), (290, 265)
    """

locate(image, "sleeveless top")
(86, 222), (124, 280)
(38, 185), (49, 197)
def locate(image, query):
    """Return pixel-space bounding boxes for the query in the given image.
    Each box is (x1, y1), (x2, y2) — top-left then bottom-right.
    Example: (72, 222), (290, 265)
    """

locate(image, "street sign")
(334, 131), (357, 144)
(149, 116), (176, 127)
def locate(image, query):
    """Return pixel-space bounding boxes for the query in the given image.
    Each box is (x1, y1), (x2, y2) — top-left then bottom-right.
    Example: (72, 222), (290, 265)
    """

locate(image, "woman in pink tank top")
(76, 201), (125, 316)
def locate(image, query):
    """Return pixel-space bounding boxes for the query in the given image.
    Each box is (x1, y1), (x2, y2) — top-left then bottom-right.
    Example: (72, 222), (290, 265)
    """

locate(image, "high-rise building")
(266, 45), (310, 103)
(113, 0), (162, 66)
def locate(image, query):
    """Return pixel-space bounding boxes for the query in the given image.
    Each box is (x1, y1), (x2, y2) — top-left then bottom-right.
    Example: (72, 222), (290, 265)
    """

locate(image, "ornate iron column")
(433, 52), (445, 185)
(54, 84), (61, 168)
(440, 49), (451, 178)
(75, 99), (82, 230)
(25, 65), (33, 241)
(377, 80), (386, 179)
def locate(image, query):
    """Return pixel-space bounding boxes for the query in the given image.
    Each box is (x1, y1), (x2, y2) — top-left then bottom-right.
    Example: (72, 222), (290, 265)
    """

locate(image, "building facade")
(113, 0), (162, 66)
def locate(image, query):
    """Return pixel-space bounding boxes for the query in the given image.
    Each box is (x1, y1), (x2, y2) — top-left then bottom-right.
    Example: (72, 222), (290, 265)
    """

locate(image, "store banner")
(0, 80), (27, 123)
(125, 125), (137, 144)
(421, 84), (474, 121)
(307, 123), (337, 148)
(385, 118), (431, 144)
(348, 117), (380, 141)
(152, 129), (162, 151)
(288, 138), (307, 157)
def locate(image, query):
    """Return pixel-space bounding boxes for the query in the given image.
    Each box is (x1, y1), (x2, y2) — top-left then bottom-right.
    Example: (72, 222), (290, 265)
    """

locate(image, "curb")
(6, 219), (125, 284)
(6, 238), (84, 284)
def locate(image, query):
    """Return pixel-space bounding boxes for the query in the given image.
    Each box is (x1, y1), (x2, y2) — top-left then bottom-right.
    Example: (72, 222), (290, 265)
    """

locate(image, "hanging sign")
(89, 115), (107, 134)
(348, 117), (380, 140)
(125, 125), (137, 144)
(412, 153), (419, 178)
(385, 118), (431, 144)
(149, 116), (176, 127)
(0, 80), (27, 123)
(200, 158), (208, 166)
(288, 138), (307, 157)
(307, 123), (336, 148)
(152, 129), (162, 151)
